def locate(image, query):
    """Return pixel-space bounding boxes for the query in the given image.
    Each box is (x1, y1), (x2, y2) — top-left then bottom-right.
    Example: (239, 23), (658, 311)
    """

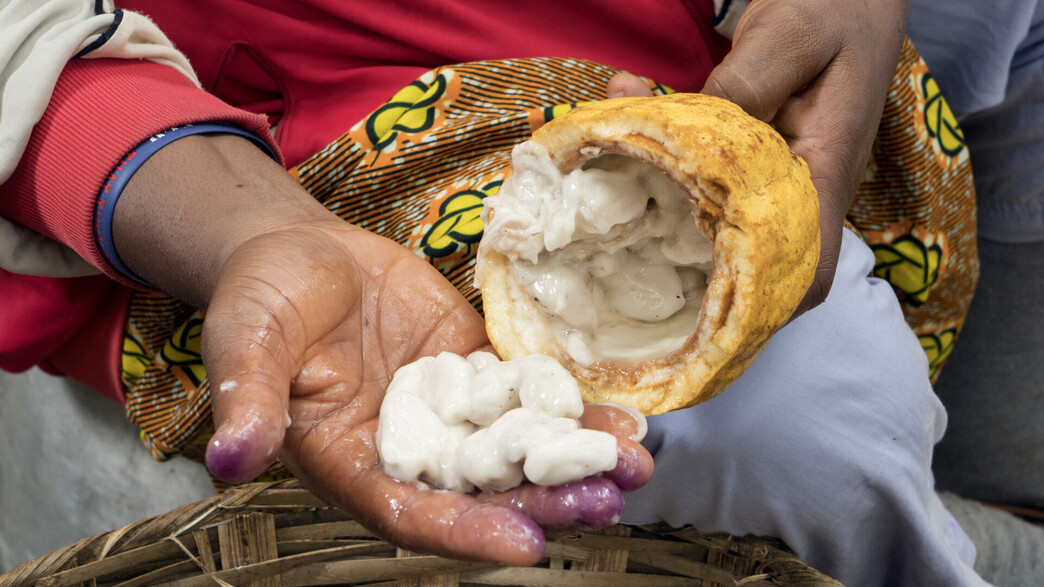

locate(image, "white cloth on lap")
(621, 229), (987, 587)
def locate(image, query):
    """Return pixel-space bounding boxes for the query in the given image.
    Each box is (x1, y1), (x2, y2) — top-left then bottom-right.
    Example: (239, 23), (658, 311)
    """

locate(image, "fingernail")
(510, 514), (546, 559)
(206, 431), (244, 481)
(609, 91), (625, 99)
(205, 429), (260, 484)
(617, 405), (648, 442)
(575, 479), (624, 528)
(604, 445), (651, 492)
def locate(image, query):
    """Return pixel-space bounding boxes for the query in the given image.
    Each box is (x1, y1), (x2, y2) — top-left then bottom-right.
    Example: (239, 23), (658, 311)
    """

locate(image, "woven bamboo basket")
(1, 479), (843, 587)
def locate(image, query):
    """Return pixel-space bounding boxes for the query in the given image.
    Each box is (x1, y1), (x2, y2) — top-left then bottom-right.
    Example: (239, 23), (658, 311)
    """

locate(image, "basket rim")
(0, 479), (843, 587)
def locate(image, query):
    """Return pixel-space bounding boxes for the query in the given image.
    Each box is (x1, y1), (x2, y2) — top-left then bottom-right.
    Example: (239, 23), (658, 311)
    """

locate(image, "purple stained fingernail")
(205, 408), (284, 484)
(603, 448), (646, 491)
(206, 432), (252, 484)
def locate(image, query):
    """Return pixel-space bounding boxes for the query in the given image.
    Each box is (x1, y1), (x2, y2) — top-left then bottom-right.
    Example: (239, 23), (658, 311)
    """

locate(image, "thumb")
(201, 279), (300, 484)
(701, 3), (838, 121)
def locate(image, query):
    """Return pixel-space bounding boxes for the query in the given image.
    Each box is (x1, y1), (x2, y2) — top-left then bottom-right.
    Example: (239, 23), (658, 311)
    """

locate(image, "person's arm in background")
(703, 0), (910, 313)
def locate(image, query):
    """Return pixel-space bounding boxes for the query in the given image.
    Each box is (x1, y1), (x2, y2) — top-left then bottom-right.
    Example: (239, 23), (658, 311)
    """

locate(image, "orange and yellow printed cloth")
(120, 40), (977, 482)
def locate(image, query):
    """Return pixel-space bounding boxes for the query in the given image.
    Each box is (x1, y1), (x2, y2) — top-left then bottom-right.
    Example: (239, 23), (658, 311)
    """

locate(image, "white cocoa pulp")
(480, 141), (712, 365)
(377, 351), (640, 493)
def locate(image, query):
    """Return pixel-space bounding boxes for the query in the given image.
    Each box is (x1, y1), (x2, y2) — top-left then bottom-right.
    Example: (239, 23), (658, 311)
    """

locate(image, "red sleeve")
(0, 57), (282, 403)
(0, 57), (280, 287)
(0, 269), (131, 404)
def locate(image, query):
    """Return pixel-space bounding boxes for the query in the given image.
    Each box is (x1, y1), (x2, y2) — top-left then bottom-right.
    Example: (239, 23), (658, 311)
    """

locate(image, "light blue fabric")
(906, 1), (1042, 118)
(621, 229), (988, 587)
(907, 0), (1044, 243)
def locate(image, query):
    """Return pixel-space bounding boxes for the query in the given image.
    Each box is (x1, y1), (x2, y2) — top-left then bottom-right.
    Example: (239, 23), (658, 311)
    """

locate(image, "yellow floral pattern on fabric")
(919, 328), (957, 380)
(870, 229), (946, 306)
(160, 316), (206, 388)
(365, 71), (450, 151)
(541, 100), (596, 124)
(921, 72), (965, 157)
(121, 332), (150, 386)
(850, 39), (978, 384)
(421, 180), (502, 258)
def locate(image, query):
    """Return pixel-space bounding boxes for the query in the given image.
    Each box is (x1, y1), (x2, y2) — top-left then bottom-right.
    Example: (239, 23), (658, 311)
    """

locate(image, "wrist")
(112, 133), (336, 307)
(97, 123), (277, 286)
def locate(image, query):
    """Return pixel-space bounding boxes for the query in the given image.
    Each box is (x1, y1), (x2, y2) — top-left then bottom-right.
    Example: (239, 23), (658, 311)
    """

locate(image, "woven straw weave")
(1, 480), (843, 587)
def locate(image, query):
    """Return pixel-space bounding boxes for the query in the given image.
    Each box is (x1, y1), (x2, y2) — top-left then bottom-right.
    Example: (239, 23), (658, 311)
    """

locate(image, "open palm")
(200, 220), (652, 565)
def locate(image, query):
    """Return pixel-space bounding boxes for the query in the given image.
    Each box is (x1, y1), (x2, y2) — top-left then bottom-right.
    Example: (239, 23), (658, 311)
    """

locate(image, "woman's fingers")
(201, 230), (359, 483)
(603, 436), (654, 491)
(204, 378), (292, 484)
(373, 476), (547, 566)
(290, 419), (548, 566)
(291, 402), (645, 563)
(701, 1), (839, 122)
(579, 403), (654, 491)
(202, 285), (299, 482)
(579, 403), (647, 441)
(701, 3), (844, 310)
(477, 476), (625, 536)
(607, 72), (654, 98)
(701, 0), (907, 312)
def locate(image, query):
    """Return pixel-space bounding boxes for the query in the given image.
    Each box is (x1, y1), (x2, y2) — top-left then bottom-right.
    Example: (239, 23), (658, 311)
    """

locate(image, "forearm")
(113, 133), (340, 309)
(0, 56), (298, 393)
(0, 58), (277, 285)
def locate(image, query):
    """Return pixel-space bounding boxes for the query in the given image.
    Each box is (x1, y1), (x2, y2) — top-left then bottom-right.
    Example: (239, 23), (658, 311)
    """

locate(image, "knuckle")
(706, 66), (773, 121)
(753, 1), (823, 45)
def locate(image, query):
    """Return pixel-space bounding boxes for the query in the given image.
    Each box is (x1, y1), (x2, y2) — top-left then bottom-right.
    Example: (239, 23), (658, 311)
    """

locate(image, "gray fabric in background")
(940, 491), (1044, 586)
(0, 368), (215, 574)
(931, 238), (1044, 508)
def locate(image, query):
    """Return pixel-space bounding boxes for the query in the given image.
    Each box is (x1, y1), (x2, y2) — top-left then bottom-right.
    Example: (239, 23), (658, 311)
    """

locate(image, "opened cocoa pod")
(476, 93), (819, 415)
